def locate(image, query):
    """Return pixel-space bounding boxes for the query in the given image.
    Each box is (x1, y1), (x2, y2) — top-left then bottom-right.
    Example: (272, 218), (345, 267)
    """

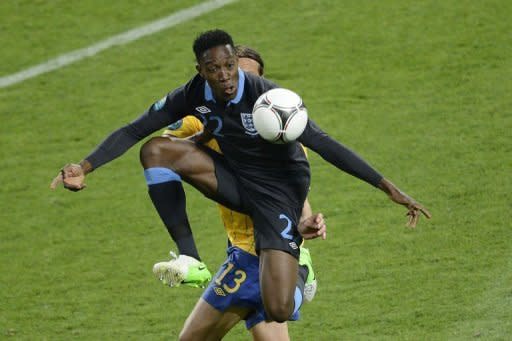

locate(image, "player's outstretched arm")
(378, 178), (432, 228)
(50, 160), (92, 191)
(298, 213), (326, 240)
(50, 97), (182, 192)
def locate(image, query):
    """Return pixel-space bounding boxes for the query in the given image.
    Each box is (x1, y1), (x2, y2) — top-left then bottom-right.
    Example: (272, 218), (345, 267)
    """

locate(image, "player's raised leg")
(140, 137), (219, 287)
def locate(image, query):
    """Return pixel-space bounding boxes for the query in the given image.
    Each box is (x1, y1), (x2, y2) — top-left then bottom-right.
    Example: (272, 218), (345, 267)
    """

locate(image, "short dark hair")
(193, 29), (235, 62)
(235, 45), (265, 76)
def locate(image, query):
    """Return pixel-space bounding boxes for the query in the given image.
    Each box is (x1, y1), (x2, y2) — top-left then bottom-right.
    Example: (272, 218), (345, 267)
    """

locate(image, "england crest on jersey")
(240, 113), (258, 136)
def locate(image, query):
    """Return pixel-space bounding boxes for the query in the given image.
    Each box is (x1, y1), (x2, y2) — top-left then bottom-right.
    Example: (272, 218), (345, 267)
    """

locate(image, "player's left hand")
(389, 192), (431, 228)
(379, 178), (431, 228)
(403, 200), (431, 228)
(298, 213), (327, 240)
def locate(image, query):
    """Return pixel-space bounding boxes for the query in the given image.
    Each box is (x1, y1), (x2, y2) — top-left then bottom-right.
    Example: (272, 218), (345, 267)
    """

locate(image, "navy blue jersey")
(85, 69), (382, 194)
(157, 70), (310, 200)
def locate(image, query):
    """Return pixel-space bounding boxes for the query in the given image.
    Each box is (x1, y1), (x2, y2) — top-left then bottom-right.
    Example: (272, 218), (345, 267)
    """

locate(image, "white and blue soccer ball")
(252, 88), (308, 144)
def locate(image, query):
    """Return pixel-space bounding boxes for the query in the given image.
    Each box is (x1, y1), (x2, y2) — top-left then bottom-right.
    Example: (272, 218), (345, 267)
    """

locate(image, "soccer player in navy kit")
(157, 46), (322, 340)
(51, 29), (430, 327)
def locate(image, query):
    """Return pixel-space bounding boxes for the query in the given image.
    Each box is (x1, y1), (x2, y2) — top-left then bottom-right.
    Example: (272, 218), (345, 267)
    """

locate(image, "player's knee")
(140, 136), (175, 167)
(140, 137), (162, 166)
(264, 301), (294, 323)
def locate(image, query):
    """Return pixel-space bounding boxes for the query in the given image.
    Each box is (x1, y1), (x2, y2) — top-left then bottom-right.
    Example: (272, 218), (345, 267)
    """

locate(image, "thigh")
(142, 137), (247, 212)
(180, 298), (245, 341)
(250, 321), (290, 341)
(142, 137), (218, 196)
(259, 249), (299, 317)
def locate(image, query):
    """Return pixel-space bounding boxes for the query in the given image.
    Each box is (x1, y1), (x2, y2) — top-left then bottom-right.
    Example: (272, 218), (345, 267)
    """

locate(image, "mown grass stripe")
(0, 0), (237, 89)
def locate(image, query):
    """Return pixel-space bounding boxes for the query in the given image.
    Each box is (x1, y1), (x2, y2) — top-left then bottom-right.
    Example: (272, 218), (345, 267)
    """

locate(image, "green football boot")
(299, 247), (317, 302)
(153, 251), (212, 288)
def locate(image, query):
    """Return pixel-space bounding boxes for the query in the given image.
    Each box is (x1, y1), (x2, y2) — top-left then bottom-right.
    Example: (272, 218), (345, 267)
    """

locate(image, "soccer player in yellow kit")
(152, 46), (322, 340)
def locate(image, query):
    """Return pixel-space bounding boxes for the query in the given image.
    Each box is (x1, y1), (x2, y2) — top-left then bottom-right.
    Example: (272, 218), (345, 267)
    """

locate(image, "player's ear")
(195, 63), (202, 77)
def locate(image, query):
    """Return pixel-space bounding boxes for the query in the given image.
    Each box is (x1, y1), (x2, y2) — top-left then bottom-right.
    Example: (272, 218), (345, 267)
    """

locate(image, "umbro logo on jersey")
(195, 106), (211, 114)
(289, 242), (299, 250)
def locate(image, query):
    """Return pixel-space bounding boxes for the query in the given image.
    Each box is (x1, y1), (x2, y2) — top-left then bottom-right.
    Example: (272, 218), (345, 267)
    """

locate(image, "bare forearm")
(378, 178), (400, 197)
(300, 198), (313, 222)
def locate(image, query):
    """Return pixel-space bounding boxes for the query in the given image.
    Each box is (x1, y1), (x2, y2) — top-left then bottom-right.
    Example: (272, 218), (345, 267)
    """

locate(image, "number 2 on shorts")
(279, 213), (293, 240)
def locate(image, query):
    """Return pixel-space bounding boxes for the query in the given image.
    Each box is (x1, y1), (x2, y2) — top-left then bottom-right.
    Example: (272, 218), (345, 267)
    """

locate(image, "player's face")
(197, 45), (239, 102)
(238, 57), (262, 76)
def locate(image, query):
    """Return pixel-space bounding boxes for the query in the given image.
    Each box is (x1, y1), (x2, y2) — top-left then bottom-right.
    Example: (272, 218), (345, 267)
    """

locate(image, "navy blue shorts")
(199, 146), (308, 259)
(202, 247), (299, 329)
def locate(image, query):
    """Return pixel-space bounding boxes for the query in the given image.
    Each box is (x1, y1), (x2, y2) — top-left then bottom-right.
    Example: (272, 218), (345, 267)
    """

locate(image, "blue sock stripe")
(144, 167), (181, 185)
(293, 286), (303, 315)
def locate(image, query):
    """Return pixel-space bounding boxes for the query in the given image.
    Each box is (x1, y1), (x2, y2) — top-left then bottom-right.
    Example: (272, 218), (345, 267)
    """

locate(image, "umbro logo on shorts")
(195, 106), (211, 114)
(214, 287), (226, 296)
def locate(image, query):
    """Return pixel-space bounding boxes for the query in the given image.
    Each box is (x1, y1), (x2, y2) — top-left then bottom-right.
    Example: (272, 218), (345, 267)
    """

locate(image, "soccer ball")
(252, 88), (308, 143)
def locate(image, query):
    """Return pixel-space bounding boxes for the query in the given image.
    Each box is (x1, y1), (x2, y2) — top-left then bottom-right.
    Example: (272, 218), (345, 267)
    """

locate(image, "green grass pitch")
(1, 0), (511, 339)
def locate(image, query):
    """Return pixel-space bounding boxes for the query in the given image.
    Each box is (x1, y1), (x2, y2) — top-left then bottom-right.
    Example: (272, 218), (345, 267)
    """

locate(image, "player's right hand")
(298, 213), (327, 240)
(50, 163), (86, 191)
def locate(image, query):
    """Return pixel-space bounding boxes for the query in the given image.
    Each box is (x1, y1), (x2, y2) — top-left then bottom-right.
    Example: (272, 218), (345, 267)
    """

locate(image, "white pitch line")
(0, 0), (238, 89)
